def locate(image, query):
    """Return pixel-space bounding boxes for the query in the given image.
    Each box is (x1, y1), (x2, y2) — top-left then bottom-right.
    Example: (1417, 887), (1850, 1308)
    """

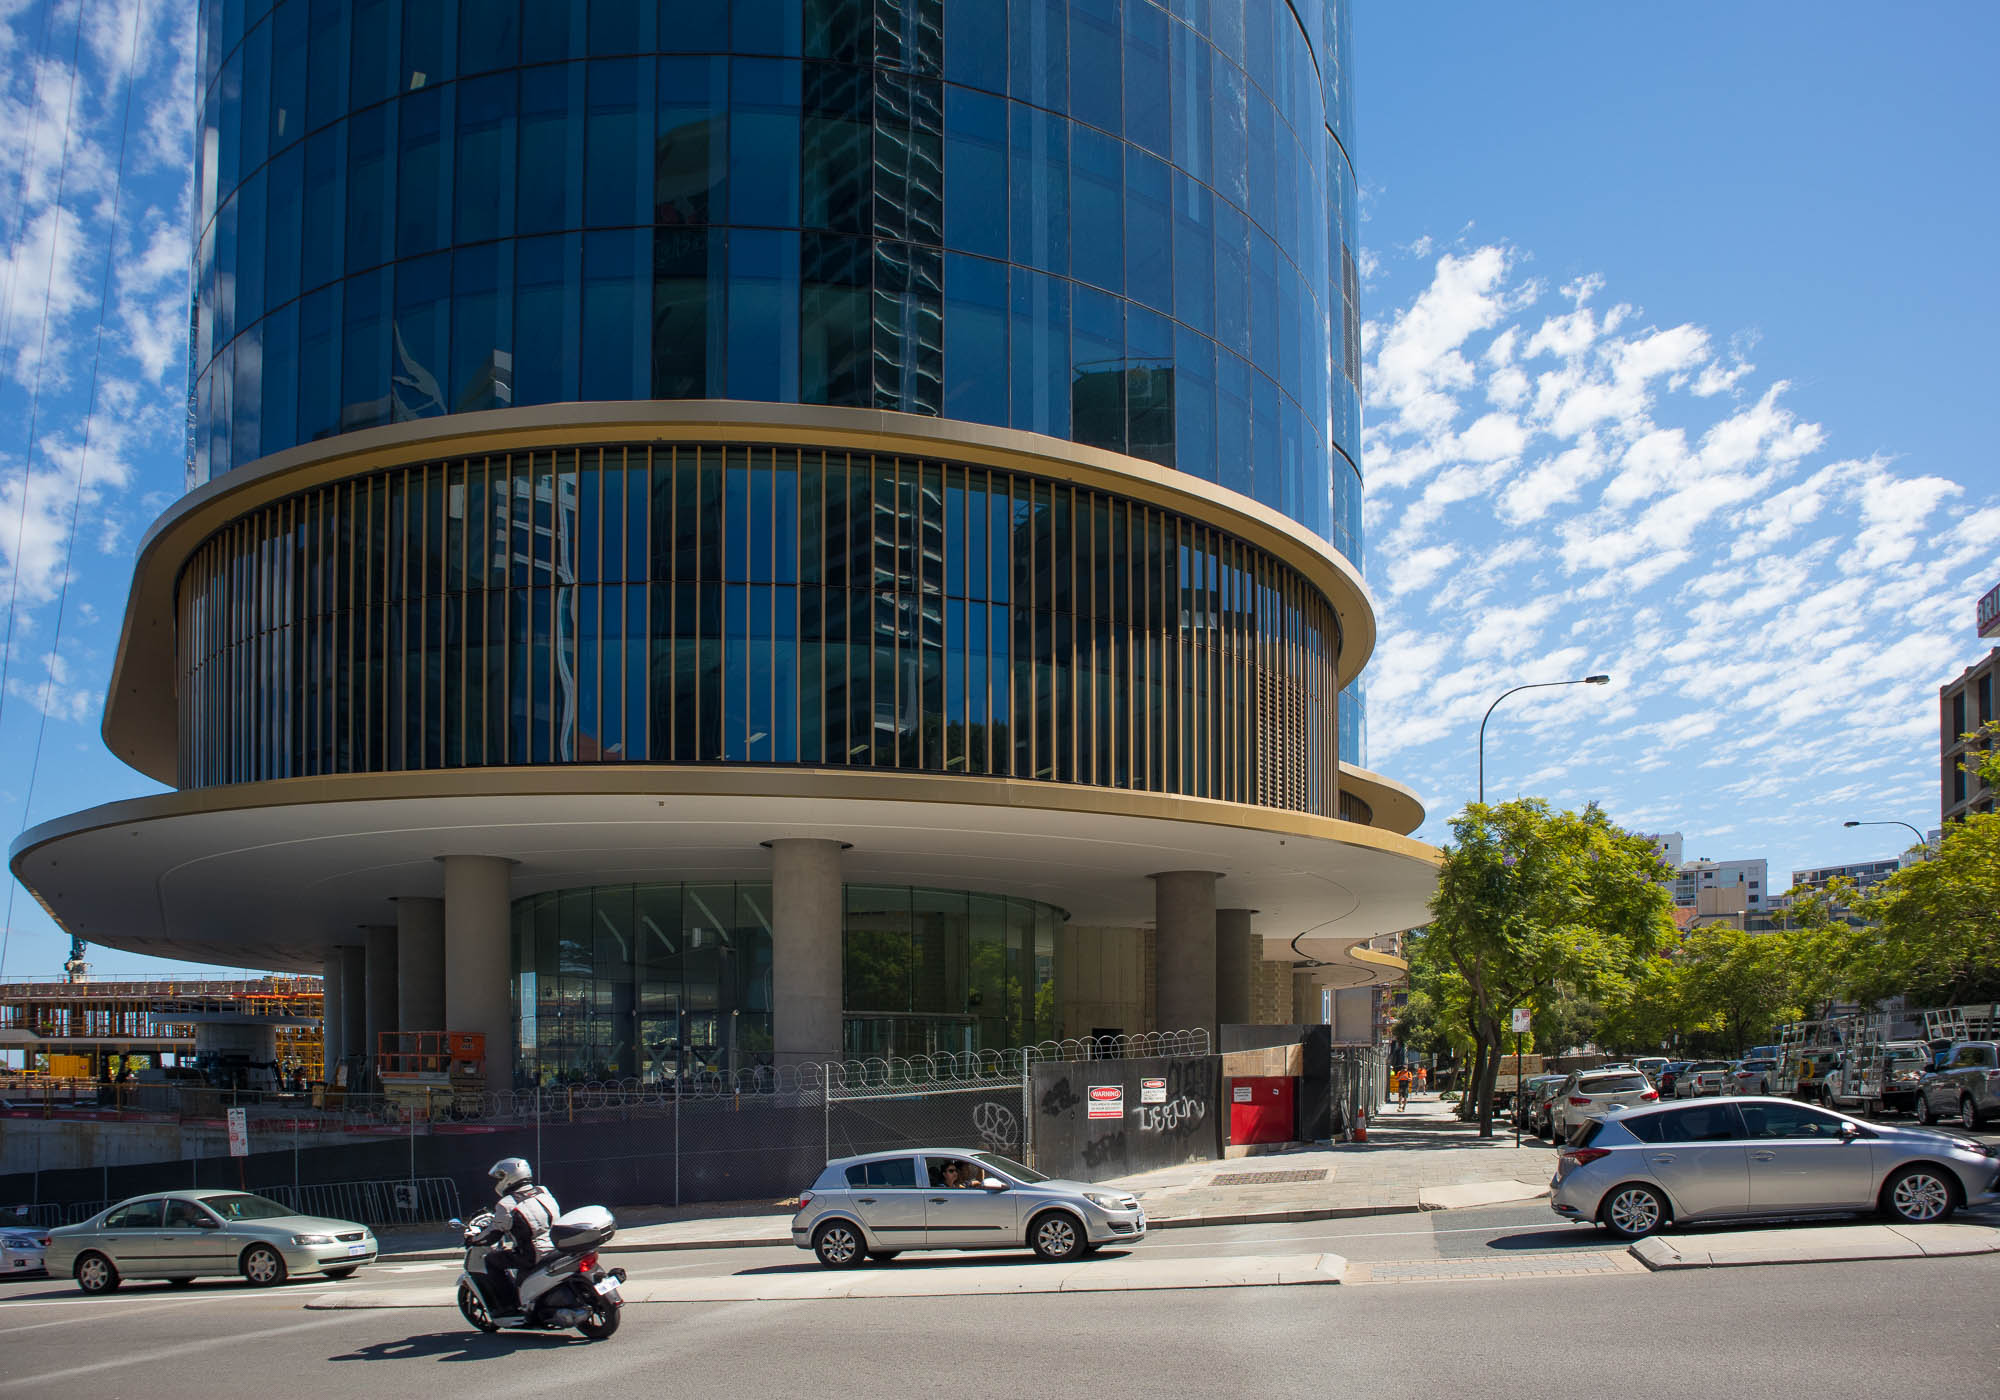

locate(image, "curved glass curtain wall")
(511, 880), (1060, 1081)
(176, 443), (1344, 815)
(189, 0), (1363, 567)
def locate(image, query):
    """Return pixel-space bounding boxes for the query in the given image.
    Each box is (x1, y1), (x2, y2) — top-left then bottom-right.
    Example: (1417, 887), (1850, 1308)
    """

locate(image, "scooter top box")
(551, 1205), (615, 1251)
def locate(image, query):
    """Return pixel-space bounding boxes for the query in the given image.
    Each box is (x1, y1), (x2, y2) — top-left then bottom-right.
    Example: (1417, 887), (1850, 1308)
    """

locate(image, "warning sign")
(1232, 1084), (1253, 1103)
(1087, 1085), (1124, 1119)
(1140, 1078), (1166, 1104)
(226, 1107), (249, 1157)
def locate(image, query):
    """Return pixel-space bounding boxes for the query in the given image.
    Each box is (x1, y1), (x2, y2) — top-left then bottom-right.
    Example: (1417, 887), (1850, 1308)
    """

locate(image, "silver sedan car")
(793, 1148), (1145, 1267)
(1550, 1096), (2000, 1238)
(1, 1223), (49, 1275)
(46, 1190), (378, 1292)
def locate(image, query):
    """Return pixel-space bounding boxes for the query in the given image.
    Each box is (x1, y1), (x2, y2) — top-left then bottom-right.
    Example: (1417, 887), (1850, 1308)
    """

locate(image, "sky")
(0, 3), (1995, 979)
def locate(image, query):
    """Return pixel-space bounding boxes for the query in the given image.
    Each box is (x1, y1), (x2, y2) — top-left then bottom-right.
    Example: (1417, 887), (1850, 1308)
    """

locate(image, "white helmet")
(489, 1157), (533, 1195)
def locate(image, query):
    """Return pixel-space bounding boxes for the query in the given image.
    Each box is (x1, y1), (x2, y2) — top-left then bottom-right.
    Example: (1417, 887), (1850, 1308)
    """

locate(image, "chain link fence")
(3, 1031), (1211, 1214)
(1328, 1044), (1389, 1136)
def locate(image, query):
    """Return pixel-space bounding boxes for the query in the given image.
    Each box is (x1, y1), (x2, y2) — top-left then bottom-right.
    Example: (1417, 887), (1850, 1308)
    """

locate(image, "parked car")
(1914, 1041), (2000, 1130)
(1655, 1061), (1690, 1097)
(1516, 1075), (1567, 1138)
(1550, 1096), (2000, 1238)
(1674, 1061), (1732, 1098)
(1548, 1070), (1659, 1140)
(45, 1190), (377, 1292)
(1635, 1057), (1669, 1085)
(792, 1149), (1145, 1268)
(1728, 1059), (1779, 1095)
(1, 1223), (49, 1275)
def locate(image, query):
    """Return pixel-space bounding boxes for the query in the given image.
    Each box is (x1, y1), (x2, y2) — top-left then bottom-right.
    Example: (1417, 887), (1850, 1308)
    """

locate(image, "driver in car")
(940, 1160), (983, 1188)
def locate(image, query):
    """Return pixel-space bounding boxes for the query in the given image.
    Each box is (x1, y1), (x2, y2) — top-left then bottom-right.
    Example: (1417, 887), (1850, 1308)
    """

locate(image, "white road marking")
(0, 1314), (355, 1390)
(1135, 1220), (1582, 1251)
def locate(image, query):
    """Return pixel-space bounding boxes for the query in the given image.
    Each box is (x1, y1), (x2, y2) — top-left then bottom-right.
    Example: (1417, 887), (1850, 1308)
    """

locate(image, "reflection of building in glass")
(21, 2), (1436, 1087)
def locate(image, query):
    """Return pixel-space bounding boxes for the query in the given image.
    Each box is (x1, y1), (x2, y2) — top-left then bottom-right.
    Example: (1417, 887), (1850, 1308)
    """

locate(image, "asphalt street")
(5, 1199), (1998, 1399)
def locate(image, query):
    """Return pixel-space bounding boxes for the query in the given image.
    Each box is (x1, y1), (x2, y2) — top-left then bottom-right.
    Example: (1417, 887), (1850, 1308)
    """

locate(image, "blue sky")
(0, 3), (1995, 979)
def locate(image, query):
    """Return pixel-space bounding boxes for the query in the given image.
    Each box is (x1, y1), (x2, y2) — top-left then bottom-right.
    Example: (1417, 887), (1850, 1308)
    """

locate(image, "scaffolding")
(0, 976), (323, 1085)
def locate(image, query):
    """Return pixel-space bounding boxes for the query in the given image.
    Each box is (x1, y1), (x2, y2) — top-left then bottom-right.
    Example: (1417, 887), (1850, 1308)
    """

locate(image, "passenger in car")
(939, 1160), (981, 1189)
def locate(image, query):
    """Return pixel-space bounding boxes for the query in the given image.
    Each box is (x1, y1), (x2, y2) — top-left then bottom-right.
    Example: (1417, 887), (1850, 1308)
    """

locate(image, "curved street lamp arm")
(1477, 677), (1607, 805)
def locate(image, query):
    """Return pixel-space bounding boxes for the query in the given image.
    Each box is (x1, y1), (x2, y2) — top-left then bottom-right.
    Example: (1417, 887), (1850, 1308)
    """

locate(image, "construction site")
(0, 974), (323, 1096)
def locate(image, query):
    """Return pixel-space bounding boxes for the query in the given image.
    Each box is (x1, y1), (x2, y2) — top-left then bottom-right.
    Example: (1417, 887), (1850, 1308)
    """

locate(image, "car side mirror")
(1839, 1121), (1861, 1140)
(198, 1217), (221, 1229)
(982, 1179), (1008, 1191)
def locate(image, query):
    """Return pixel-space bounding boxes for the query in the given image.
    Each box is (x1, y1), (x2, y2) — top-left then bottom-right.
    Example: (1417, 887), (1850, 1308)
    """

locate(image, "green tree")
(1676, 924), (1799, 1053)
(1421, 799), (1675, 1135)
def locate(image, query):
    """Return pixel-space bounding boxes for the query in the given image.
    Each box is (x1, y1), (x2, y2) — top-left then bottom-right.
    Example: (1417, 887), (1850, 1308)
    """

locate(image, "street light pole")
(1841, 819), (1930, 857)
(1477, 675), (1611, 804)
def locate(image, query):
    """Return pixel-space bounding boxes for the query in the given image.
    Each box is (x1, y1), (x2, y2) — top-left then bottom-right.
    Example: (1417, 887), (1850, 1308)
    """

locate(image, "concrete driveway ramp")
(1630, 1223), (2000, 1271)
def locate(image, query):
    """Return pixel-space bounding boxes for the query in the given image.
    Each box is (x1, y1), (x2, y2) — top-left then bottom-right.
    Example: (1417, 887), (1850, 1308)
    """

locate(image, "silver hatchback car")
(1549, 1096), (2000, 1239)
(792, 1149), (1145, 1267)
(46, 1190), (377, 1292)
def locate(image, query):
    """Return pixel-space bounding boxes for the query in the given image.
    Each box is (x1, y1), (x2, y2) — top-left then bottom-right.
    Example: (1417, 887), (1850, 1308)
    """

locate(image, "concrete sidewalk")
(1631, 1223), (2000, 1271)
(375, 1094), (1553, 1260)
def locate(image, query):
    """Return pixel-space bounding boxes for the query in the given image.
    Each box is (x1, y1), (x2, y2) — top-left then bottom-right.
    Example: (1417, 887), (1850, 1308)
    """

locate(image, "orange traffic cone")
(1352, 1106), (1368, 1143)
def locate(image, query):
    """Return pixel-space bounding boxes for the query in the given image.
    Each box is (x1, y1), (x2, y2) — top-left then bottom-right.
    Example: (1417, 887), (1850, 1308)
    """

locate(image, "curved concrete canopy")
(1337, 762), (1428, 837)
(10, 769), (1440, 979)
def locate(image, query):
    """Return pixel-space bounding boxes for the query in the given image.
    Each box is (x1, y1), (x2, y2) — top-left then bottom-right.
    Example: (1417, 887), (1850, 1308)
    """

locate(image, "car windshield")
(1580, 1074), (1648, 1094)
(198, 1193), (295, 1221)
(971, 1152), (1048, 1184)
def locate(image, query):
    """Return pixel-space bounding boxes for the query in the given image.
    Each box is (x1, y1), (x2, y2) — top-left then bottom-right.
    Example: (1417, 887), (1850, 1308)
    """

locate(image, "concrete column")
(1333, 987), (1372, 1043)
(320, 949), (345, 1078)
(337, 945), (366, 1080)
(442, 855), (516, 1094)
(395, 897), (446, 1032)
(1216, 908), (1256, 1028)
(1152, 871), (1219, 1036)
(768, 839), (845, 1068)
(1294, 969), (1320, 1025)
(362, 925), (399, 1073)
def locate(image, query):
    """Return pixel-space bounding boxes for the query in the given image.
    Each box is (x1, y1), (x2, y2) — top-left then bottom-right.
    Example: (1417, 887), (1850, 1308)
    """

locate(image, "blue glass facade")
(190, 0), (1364, 571)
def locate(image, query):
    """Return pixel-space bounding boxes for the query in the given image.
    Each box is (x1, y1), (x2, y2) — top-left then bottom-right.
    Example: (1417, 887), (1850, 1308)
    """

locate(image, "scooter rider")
(475, 1157), (559, 1317)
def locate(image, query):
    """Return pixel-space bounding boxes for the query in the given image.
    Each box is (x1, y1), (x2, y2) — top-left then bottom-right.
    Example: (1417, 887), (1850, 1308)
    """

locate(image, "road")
(4, 1201), (1997, 1399)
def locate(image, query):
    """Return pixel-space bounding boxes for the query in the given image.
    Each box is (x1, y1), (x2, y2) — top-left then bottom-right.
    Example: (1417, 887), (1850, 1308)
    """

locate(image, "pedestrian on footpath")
(1396, 1067), (1412, 1111)
(1417, 1066), (1428, 1094)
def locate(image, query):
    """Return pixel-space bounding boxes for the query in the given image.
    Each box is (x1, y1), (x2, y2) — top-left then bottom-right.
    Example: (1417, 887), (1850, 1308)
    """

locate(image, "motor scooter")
(450, 1204), (627, 1338)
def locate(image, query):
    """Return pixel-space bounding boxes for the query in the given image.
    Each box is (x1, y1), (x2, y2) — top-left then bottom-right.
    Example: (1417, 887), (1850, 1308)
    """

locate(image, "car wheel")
(1914, 1095), (1933, 1125)
(240, 1244), (288, 1287)
(812, 1220), (866, 1269)
(1600, 1184), (1668, 1240)
(74, 1251), (120, 1294)
(1882, 1165), (1957, 1224)
(322, 1266), (359, 1280)
(1960, 1097), (1981, 1131)
(1030, 1210), (1085, 1262)
(457, 1279), (499, 1332)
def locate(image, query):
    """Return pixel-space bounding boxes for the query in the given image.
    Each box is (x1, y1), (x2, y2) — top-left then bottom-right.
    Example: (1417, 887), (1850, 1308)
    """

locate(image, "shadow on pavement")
(329, 1331), (593, 1363)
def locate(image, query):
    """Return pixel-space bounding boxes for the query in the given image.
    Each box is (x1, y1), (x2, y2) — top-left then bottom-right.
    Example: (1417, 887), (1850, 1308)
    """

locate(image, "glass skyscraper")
(16, 1), (1427, 1087)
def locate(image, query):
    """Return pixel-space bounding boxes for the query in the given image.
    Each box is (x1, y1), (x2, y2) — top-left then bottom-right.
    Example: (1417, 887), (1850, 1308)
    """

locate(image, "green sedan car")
(46, 1189), (377, 1293)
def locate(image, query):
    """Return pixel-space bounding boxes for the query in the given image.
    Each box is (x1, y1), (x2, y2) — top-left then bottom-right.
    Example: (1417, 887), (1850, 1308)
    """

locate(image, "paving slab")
(305, 1252), (1346, 1307)
(1630, 1223), (2000, 1271)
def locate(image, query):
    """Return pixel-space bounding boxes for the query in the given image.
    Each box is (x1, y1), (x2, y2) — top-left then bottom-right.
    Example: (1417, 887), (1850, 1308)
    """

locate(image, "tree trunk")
(1475, 1019), (1503, 1138)
(1462, 1037), (1489, 1122)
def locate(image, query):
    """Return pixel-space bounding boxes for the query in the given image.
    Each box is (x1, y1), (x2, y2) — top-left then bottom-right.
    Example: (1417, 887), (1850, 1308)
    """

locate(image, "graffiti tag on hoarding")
(973, 1101), (1019, 1150)
(1135, 1095), (1206, 1135)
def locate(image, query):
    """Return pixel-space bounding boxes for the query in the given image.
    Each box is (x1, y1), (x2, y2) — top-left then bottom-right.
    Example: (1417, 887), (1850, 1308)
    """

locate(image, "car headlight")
(291, 1233), (336, 1245)
(0, 1232), (40, 1247)
(1083, 1192), (1136, 1210)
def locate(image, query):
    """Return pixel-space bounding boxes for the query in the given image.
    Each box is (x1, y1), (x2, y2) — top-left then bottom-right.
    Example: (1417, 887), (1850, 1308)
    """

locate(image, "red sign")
(1980, 583), (2000, 639)
(1087, 1085), (1124, 1119)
